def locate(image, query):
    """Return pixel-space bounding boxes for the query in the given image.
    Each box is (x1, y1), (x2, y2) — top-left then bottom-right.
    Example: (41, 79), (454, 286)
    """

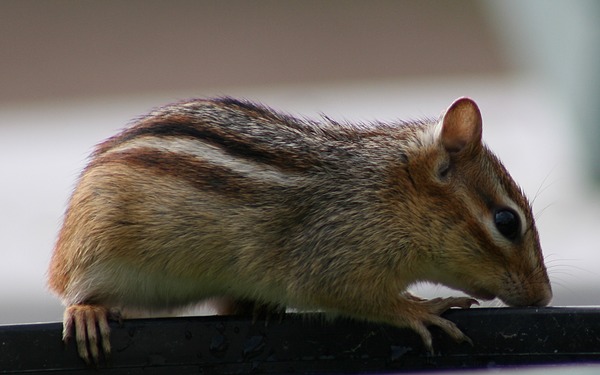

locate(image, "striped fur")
(48, 97), (551, 363)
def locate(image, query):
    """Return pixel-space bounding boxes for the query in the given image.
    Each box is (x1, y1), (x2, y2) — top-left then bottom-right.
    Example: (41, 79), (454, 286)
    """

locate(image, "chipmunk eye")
(494, 209), (520, 241)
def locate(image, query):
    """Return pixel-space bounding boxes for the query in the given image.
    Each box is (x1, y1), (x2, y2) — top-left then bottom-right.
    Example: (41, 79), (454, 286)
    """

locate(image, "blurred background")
(1, 0), (599, 325)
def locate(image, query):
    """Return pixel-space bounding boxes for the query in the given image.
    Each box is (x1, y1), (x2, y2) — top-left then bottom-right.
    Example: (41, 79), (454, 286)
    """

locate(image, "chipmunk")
(48, 96), (552, 365)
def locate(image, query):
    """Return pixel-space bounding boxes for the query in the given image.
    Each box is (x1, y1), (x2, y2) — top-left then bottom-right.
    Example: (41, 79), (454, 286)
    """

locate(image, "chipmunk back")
(48, 97), (552, 364)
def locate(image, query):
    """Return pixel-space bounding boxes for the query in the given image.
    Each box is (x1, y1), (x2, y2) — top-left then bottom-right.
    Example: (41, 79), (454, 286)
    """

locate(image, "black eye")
(494, 209), (520, 241)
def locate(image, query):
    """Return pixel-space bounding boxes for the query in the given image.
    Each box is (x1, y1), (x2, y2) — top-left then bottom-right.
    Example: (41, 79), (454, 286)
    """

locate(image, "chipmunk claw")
(406, 296), (477, 353)
(63, 304), (111, 366)
(216, 298), (285, 325)
(252, 304), (286, 326)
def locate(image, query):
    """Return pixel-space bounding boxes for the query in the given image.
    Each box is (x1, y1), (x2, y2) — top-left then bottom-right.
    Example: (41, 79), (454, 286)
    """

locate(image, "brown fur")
(48, 96), (551, 364)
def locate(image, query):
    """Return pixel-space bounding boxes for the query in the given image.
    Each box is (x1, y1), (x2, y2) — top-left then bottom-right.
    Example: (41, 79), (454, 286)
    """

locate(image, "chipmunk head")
(404, 97), (552, 307)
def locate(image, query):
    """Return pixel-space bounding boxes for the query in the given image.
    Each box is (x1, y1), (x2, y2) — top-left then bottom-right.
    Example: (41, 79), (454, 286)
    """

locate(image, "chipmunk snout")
(501, 282), (552, 308)
(532, 285), (553, 307)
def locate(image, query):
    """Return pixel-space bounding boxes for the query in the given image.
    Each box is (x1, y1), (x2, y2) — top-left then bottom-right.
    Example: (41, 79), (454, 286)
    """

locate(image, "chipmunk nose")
(500, 283), (552, 307)
(531, 285), (552, 307)
(526, 295), (551, 307)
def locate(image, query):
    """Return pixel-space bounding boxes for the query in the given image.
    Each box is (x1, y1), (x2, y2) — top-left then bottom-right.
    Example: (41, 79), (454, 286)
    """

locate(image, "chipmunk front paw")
(401, 296), (477, 352)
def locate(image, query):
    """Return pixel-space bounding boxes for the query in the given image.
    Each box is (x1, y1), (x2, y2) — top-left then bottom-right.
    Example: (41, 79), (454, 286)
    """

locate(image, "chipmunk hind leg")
(62, 304), (120, 366)
(213, 297), (286, 324)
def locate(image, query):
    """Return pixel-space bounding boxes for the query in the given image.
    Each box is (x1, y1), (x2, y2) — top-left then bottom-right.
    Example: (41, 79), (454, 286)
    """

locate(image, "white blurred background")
(1, 0), (599, 325)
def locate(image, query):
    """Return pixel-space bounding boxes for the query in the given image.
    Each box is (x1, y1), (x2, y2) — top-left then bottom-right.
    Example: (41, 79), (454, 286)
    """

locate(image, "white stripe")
(105, 136), (294, 184)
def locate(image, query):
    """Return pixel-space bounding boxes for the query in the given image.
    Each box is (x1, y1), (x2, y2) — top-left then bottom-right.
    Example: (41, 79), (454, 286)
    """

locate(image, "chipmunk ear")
(439, 97), (483, 153)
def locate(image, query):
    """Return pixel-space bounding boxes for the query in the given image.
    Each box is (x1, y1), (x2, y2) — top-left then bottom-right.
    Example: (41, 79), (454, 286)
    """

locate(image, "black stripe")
(93, 148), (264, 199)
(98, 118), (316, 172)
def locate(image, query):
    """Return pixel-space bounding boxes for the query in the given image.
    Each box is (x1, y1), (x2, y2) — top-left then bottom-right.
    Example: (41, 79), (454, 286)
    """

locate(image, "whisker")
(547, 261), (597, 277)
(534, 202), (557, 221)
(531, 163), (559, 206)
